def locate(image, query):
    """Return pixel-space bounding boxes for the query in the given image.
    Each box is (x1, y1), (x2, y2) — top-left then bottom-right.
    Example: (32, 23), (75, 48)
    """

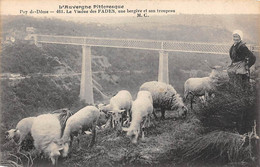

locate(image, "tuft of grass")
(181, 130), (258, 164)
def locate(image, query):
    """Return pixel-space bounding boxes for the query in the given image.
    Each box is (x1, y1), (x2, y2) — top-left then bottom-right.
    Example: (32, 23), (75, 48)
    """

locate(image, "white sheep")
(122, 91), (153, 143)
(140, 81), (187, 120)
(98, 90), (132, 129)
(6, 116), (35, 151)
(61, 106), (100, 157)
(184, 65), (228, 109)
(31, 114), (64, 165)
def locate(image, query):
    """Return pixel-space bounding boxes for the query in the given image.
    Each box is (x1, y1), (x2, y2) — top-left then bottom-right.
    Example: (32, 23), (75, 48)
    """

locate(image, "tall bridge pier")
(79, 46), (94, 104)
(158, 50), (169, 84)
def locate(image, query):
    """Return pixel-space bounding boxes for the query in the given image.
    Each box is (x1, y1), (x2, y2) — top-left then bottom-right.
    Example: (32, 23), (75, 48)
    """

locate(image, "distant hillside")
(2, 15), (259, 43)
(1, 41), (58, 75)
(59, 14), (259, 43)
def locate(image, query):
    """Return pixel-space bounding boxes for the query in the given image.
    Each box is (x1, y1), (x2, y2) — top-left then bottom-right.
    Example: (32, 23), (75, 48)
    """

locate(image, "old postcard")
(1, 0), (259, 166)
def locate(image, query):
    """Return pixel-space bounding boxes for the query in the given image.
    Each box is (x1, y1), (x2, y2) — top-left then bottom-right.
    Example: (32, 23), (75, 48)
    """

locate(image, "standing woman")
(227, 30), (252, 89)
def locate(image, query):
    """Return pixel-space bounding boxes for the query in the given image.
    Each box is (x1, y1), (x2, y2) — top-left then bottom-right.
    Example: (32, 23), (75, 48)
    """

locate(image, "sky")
(1, 0), (260, 18)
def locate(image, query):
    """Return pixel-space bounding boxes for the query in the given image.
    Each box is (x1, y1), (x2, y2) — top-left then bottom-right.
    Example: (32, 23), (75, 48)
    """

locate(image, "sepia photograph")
(0, 0), (259, 166)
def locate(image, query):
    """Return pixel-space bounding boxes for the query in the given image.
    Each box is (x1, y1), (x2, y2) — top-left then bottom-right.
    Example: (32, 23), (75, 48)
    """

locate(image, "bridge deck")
(34, 34), (259, 55)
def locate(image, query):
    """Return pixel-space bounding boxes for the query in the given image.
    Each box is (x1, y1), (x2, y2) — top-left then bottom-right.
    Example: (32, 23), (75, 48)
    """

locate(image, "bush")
(1, 41), (55, 75)
(194, 81), (257, 134)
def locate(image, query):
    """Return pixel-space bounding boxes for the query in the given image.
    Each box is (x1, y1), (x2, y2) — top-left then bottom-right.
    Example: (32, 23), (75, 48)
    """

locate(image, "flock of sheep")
(5, 66), (227, 165)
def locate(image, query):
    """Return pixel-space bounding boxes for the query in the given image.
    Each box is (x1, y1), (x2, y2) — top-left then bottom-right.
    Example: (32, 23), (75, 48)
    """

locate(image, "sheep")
(184, 65), (228, 109)
(122, 91), (153, 143)
(140, 81), (187, 120)
(98, 90), (132, 130)
(184, 77), (213, 109)
(5, 116), (35, 151)
(61, 106), (101, 157)
(31, 114), (64, 165)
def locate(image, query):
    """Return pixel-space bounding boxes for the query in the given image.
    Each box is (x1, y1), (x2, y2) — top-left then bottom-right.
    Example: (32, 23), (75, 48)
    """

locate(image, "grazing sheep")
(184, 77), (213, 109)
(61, 106), (100, 157)
(98, 90), (132, 129)
(31, 114), (64, 165)
(122, 91), (153, 143)
(140, 81), (187, 120)
(184, 65), (228, 109)
(6, 117), (35, 151)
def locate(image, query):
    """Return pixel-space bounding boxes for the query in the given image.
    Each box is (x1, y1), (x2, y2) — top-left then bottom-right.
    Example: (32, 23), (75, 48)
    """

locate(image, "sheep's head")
(176, 106), (188, 119)
(98, 104), (111, 114)
(59, 138), (71, 158)
(50, 151), (60, 165)
(5, 129), (20, 143)
(209, 66), (229, 81)
(204, 60), (229, 81)
(98, 104), (106, 111)
(108, 109), (125, 130)
(61, 142), (69, 158)
(170, 95), (188, 118)
(48, 141), (64, 165)
(98, 111), (110, 126)
(122, 127), (139, 144)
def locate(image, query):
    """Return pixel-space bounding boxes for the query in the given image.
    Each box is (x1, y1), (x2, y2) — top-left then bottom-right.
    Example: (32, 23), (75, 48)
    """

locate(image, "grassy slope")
(59, 113), (202, 167)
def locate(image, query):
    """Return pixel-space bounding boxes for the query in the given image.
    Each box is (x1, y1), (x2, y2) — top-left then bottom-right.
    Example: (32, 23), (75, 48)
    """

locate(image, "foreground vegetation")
(1, 79), (258, 167)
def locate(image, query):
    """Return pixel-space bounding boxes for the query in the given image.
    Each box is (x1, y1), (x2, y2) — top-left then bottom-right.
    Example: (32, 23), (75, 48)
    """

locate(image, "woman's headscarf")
(232, 30), (243, 40)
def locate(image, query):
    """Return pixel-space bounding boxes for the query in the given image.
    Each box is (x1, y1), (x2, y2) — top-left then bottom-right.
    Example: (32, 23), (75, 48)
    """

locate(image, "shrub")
(194, 81), (257, 134)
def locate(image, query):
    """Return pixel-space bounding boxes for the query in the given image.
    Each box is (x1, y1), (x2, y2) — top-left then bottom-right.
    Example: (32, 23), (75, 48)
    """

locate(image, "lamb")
(184, 77), (214, 109)
(122, 91), (153, 143)
(61, 106), (101, 157)
(31, 114), (64, 165)
(6, 116), (35, 151)
(98, 90), (132, 129)
(184, 65), (228, 109)
(140, 81), (187, 120)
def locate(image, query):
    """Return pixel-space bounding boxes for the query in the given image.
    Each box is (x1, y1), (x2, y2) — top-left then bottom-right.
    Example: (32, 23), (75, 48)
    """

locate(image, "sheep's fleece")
(140, 81), (185, 110)
(62, 105), (100, 142)
(31, 114), (63, 164)
(6, 117), (35, 143)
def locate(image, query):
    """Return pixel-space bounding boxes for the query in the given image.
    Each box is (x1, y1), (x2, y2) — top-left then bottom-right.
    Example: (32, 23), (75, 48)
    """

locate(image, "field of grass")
(58, 112), (202, 167)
